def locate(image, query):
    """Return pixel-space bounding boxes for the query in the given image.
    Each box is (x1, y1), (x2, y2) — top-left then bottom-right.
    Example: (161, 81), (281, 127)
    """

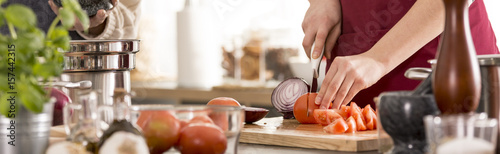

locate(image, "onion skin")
(271, 77), (309, 119)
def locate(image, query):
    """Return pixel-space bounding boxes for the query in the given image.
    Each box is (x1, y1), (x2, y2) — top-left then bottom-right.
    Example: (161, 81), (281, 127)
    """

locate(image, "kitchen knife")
(307, 43), (325, 117)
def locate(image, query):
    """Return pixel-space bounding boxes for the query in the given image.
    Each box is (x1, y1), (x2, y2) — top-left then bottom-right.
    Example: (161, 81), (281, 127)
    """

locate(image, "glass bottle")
(432, 0), (481, 114)
(64, 91), (100, 153)
(97, 88), (146, 153)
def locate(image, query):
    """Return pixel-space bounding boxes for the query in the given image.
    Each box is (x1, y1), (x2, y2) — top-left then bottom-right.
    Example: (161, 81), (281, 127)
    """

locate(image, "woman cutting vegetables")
(303, 0), (499, 109)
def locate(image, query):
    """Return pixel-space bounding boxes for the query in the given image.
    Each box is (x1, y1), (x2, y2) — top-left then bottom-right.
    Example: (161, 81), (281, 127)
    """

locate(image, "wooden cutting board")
(240, 117), (391, 152)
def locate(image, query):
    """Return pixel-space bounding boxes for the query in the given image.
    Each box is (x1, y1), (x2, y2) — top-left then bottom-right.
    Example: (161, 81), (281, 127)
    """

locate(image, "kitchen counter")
(131, 81), (274, 107)
(238, 143), (378, 154)
(50, 126), (378, 154)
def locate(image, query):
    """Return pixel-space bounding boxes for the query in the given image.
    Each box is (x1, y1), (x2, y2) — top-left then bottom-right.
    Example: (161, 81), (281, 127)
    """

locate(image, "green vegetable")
(0, 0), (89, 117)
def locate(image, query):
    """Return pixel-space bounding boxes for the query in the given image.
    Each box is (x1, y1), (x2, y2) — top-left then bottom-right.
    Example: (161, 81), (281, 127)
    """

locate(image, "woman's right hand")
(302, 0), (342, 60)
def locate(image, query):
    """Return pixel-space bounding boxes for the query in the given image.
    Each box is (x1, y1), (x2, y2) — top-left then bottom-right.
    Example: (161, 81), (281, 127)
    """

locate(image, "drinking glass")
(424, 113), (498, 154)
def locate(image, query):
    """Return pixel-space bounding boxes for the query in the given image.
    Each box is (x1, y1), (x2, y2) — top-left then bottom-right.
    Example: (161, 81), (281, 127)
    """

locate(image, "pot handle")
(404, 67), (432, 80)
(42, 80), (92, 89)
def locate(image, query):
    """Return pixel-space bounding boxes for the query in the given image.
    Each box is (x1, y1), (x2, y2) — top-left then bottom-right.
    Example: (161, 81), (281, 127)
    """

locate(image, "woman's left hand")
(48, 0), (118, 34)
(315, 53), (387, 109)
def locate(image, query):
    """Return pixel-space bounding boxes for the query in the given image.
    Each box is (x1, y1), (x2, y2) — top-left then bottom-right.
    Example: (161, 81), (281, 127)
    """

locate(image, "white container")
(177, 0), (222, 89)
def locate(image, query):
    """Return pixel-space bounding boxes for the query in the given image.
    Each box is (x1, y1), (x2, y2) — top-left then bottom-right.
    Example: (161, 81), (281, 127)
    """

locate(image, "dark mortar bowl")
(378, 91), (440, 154)
(54, 0), (113, 16)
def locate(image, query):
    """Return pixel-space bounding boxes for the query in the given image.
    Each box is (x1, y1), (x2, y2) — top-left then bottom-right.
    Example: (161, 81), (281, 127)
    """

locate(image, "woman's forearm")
(363, 0), (445, 74)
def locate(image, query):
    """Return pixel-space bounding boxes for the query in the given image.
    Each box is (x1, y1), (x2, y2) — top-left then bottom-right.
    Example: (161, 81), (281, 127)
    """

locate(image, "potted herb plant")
(0, 0), (89, 153)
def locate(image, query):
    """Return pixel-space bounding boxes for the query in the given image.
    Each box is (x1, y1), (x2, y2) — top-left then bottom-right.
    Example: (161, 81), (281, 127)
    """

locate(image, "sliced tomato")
(362, 104), (375, 117)
(313, 109), (329, 126)
(326, 110), (343, 125)
(363, 110), (377, 130)
(350, 102), (362, 117)
(363, 113), (374, 130)
(313, 109), (343, 126)
(293, 93), (320, 124)
(362, 104), (377, 130)
(345, 117), (357, 133)
(323, 118), (348, 134)
(352, 112), (367, 131)
(338, 105), (351, 120)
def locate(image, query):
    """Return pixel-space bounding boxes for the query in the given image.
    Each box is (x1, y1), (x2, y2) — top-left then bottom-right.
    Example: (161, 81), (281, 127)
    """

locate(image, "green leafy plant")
(0, 0), (89, 117)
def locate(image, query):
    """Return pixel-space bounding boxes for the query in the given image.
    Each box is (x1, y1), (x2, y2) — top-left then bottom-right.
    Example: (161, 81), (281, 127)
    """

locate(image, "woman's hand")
(302, 0), (342, 60)
(315, 53), (387, 109)
(48, 0), (118, 35)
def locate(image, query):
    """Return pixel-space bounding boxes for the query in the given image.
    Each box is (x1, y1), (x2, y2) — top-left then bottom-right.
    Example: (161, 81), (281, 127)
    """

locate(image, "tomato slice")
(350, 102), (362, 116)
(361, 104), (374, 117)
(313, 109), (329, 126)
(314, 109), (343, 126)
(326, 110), (343, 125)
(345, 116), (357, 133)
(352, 112), (367, 131)
(293, 93), (320, 124)
(362, 105), (377, 130)
(338, 105), (351, 120)
(323, 118), (348, 134)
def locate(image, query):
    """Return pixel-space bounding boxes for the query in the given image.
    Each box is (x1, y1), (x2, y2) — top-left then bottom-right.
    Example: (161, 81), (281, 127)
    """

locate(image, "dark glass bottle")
(97, 88), (144, 152)
(432, 0), (481, 114)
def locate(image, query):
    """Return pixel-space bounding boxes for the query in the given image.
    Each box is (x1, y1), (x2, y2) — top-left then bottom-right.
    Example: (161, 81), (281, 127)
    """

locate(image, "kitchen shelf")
(131, 81), (274, 107)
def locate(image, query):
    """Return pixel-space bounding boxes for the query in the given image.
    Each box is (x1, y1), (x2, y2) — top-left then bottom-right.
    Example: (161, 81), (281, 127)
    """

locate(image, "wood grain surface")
(240, 117), (391, 152)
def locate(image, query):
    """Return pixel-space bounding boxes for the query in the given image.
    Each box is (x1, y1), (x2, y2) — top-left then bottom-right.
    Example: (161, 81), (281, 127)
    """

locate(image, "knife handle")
(310, 43), (325, 78)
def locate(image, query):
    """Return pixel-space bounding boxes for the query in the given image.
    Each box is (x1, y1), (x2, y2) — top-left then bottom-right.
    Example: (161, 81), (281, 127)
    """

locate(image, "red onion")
(271, 77), (309, 119)
(48, 87), (72, 126)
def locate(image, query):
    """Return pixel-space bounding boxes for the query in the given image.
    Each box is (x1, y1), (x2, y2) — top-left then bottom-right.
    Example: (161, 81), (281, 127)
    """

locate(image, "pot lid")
(63, 39), (140, 72)
(64, 39), (140, 55)
(428, 54), (500, 66)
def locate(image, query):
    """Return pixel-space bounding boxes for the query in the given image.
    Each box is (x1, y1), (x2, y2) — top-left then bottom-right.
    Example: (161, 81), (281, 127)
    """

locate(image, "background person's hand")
(315, 54), (387, 109)
(48, 0), (118, 35)
(302, 0), (342, 60)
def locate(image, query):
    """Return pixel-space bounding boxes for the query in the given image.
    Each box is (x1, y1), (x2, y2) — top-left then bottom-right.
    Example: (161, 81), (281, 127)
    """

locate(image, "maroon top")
(326, 0), (499, 108)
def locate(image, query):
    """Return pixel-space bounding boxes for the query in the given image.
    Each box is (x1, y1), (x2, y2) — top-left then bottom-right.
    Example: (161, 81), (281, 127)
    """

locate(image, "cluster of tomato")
(293, 93), (377, 134)
(136, 97), (240, 154)
(316, 102), (377, 134)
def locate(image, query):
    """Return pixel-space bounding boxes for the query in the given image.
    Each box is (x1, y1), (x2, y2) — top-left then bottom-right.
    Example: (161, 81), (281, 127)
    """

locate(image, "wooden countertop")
(240, 117), (388, 152)
(131, 81), (274, 107)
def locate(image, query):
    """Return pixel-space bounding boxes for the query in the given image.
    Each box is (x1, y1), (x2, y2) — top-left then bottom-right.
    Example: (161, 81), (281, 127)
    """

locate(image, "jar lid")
(63, 39), (140, 72)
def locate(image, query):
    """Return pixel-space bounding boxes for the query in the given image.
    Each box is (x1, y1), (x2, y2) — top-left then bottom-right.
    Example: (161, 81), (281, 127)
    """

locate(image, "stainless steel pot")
(60, 40), (139, 106)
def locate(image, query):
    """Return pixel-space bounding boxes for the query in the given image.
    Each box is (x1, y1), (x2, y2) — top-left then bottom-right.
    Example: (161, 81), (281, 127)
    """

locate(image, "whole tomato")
(207, 97), (241, 106)
(293, 93), (320, 124)
(137, 111), (180, 154)
(207, 97), (240, 131)
(177, 124), (227, 154)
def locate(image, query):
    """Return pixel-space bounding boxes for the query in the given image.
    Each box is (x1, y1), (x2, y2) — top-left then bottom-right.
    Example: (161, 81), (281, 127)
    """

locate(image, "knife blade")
(307, 43), (325, 117)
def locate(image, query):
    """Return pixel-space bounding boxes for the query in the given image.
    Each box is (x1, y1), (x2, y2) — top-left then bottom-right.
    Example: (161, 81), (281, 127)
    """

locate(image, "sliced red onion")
(271, 77), (309, 119)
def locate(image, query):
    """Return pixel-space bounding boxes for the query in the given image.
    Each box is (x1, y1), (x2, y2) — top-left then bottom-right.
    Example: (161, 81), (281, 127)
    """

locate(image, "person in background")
(0, 0), (140, 39)
(302, 0), (498, 109)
